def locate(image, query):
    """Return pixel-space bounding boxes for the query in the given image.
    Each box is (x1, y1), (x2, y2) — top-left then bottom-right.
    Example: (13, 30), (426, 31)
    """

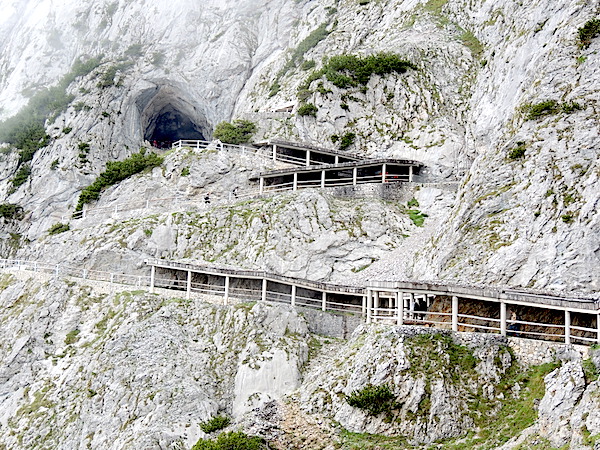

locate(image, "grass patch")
(407, 209), (427, 227)
(48, 222), (70, 235)
(75, 149), (163, 211)
(191, 431), (266, 450)
(200, 415), (231, 434)
(508, 142), (527, 160)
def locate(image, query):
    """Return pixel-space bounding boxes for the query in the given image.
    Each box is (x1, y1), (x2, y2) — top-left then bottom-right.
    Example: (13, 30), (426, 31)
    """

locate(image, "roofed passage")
(250, 158), (423, 193)
(254, 139), (363, 166)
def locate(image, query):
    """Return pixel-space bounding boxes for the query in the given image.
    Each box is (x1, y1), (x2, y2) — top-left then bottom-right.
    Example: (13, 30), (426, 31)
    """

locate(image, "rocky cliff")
(0, 0), (599, 448)
(0, 273), (599, 449)
(0, 0), (597, 294)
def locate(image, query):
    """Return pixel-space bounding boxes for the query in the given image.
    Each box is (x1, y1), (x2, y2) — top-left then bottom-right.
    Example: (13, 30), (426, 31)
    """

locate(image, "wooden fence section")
(147, 258), (600, 346)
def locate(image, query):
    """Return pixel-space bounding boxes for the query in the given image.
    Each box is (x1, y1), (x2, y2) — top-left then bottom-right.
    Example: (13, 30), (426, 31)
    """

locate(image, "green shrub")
(299, 53), (417, 92)
(561, 102), (582, 113)
(212, 120), (257, 145)
(346, 384), (397, 416)
(522, 100), (558, 120)
(48, 222), (70, 235)
(200, 415), (230, 434)
(0, 203), (23, 220)
(11, 165), (32, 189)
(268, 80), (280, 98)
(297, 103), (318, 117)
(578, 18), (600, 49)
(63, 126), (72, 134)
(339, 132), (355, 150)
(75, 149), (163, 211)
(301, 59), (316, 70)
(64, 328), (80, 344)
(561, 213), (574, 224)
(181, 167), (190, 176)
(191, 431), (266, 450)
(50, 159), (59, 170)
(508, 142), (526, 160)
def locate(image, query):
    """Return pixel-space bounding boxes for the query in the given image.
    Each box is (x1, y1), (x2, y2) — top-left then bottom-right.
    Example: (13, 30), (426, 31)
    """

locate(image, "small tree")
(213, 120), (257, 145)
(297, 103), (318, 117)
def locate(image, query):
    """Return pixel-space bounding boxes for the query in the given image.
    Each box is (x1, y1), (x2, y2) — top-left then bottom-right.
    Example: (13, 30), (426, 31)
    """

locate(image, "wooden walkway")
(146, 259), (600, 346)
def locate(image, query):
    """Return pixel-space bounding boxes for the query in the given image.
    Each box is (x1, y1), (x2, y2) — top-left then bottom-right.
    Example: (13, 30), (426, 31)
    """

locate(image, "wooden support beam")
(262, 278), (267, 302)
(293, 173), (298, 191)
(259, 177), (264, 194)
(335, 155), (339, 164)
(409, 293), (415, 319)
(373, 291), (380, 322)
(321, 170), (326, 188)
(565, 310), (571, 344)
(322, 292), (327, 311)
(224, 275), (230, 305)
(353, 167), (357, 186)
(409, 165), (414, 182)
(500, 302), (507, 336)
(382, 163), (387, 183)
(291, 285), (296, 307)
(452, 296), (458, 332)
(186, 270), (191, 300)
(150, 265), (155, 294)
(306, 150), (311, 167)
(272, 144), (277, 161)
(366, 289), (372, 324)
(397, 291), (404, 326)
(361, 295), (366, 317)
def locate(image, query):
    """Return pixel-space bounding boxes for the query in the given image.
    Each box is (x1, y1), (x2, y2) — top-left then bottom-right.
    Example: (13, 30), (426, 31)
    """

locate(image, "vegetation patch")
(338, 132), (356, 150)
(299, 53), (417, 92)
(0, 203), (24, 220)
(578, 18), (600, 49)
(407, 209), (427, 227)
(346, 384), (397, 416)
(191, 431), (267, 450)
(297, 103), (318, 117)
(200, 415), (231, 434)
(212, 120), (257, 145)
(75, 149), (163, 211)
(521, 100), (582, 120)
(508, 142), (527, 160)
(48, 222), (70, 235)
(269, 22), (332, 96)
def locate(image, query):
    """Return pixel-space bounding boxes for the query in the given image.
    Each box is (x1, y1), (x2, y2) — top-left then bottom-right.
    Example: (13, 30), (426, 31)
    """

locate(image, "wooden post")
(322, 292), (326, 311)
(272, 144), (277, 161)
(366, 289), (372, 324)
(361, 295), (366, 317)
(321, 170), (326, 188)
(382, 163), (387, 183)
(306, 150), (311, 167)
(261, 278), (267, 302)
(409, 165), (414, 182)
(409, 293), (415, 319)
(259, 177), (264, 194)
(293, 173), (298, 191)
(397, 291), (404, 326)
(452, 296), (458, 332)
(224, 276), (230, 305)
(186, 270), (191, 299)
(335, 155), (339, 165)
(291, 285), (296, 307)
(500, 302), (507, 336)
(565, 310), (571, 344)
(353, 167), (357, 186)
(150, 265), (155, 294)
(373, 291), (380, 322)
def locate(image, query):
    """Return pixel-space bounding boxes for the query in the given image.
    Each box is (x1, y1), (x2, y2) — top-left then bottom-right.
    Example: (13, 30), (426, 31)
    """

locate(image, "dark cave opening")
(144, 105), (205, 148)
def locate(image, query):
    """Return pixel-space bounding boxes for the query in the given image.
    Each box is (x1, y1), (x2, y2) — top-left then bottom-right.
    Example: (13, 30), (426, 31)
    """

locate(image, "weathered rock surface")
(0, 275), (308, 449)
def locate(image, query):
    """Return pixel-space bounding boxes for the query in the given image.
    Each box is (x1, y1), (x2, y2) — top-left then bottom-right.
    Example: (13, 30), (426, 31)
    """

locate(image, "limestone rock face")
(0, 275), (308, 449)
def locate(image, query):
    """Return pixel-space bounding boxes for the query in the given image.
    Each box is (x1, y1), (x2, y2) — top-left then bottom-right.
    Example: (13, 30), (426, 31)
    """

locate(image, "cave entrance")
(139, 85), (208, 149)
